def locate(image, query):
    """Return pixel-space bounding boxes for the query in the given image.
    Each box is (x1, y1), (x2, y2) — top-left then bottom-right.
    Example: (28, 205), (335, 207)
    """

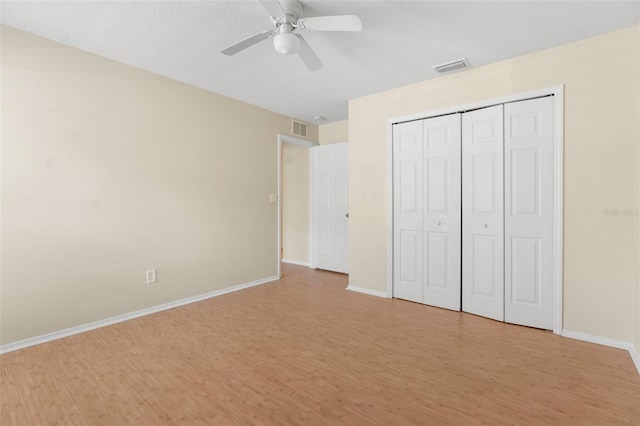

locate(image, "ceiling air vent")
(433, 57), (470, 73)
(292, 120), (308, 138)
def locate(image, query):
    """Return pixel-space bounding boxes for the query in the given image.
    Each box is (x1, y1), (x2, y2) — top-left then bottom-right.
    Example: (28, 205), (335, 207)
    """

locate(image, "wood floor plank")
(2, 264), (639, 425)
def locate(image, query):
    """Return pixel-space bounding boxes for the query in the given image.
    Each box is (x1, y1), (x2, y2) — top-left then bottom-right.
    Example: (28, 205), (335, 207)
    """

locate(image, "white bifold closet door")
(462, 105), (505, 322)
(393, 96), (555, 329)
(504, 97), (554, 329)
(393, 120), (424, 303)
(461, 98), (555, 327)
(393, 114), (461, 310)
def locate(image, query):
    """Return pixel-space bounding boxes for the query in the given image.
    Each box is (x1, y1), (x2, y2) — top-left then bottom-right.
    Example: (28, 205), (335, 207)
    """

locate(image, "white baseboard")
(346, 285), (388, 299)
(281, 259), (312, 268)
(562, 329), (640, 375)
(0, 275), (279, 355)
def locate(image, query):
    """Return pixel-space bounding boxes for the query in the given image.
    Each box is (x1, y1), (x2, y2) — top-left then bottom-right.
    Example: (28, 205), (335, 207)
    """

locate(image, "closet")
(393, 96), (555, 330)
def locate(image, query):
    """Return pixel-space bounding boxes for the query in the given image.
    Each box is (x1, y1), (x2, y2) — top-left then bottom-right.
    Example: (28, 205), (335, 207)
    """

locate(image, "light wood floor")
(2, 264), (639, 425)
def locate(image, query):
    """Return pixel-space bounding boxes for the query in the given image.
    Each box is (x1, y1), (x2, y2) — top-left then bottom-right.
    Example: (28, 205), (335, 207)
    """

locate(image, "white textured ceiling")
(1, 1), (639, 123)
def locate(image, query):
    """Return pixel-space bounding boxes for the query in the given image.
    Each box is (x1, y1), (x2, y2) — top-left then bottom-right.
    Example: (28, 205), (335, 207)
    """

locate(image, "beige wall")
(0, 26), (305, 345)
(281, 143), (310, 264)
(319, 120), (348, 145)
(349, 25), (640, 350)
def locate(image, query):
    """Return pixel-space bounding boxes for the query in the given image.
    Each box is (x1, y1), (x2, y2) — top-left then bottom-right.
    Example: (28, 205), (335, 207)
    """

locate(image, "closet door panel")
(393, 121), (424, 303)
(462, 105), (504, 322)
(471, 235), (499, 296)
(423, 114), (461, 311)
(504, 97), (554, 329)
(426, 232), (448, 287)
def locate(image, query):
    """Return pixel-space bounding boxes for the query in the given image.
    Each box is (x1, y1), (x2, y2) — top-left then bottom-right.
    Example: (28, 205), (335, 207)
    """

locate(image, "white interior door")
(504, 97), (554, 329)
(422, 114), (461, 310)
(393, 121), (424, 302)
(392, 94), (558, 330)
(462, 105), (505, 322)
(313, 143), (348, 273)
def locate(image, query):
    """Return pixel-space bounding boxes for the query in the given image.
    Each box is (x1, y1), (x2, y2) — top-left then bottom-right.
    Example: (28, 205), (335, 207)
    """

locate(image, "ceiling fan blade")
(297, 15), (362, 32)
(296, 35), (322, 71)
(221, 31), (273, 56)
(260, 1), (287, 19)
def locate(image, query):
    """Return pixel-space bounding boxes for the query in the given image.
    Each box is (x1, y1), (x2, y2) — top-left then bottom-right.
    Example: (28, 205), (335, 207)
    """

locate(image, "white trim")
(279, 133), (317, 148)
(308, 147), (314, 269)
(385, 122), (392, 294)
(562, 329), (640, 375)
(552, 87), (564, 335)
(386, 85), (564, 334)
(277, 134), (317, 278)
(386, 121), (394, 298)
(388, 86), (564, 125)
(277, 137), (282, 278)
(281, 259), (312, 268)
(310, 146), (316, 269)
(0, 275), (279, 355)
(346, 285), (389, 299)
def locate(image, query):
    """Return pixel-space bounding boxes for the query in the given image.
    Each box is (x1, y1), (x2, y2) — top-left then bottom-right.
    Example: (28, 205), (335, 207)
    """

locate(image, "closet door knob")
(483, 223), (488, 228)
(345, 213), (349, 218)
(437, 221), (442, 226)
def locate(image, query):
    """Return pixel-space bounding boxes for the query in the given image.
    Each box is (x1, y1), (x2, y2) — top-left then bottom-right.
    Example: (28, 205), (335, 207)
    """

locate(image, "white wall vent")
(291, 120), (308, 138)
(433, 58), (470, 73)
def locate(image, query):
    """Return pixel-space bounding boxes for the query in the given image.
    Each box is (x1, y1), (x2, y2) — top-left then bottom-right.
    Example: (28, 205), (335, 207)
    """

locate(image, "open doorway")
(277, 134), (316, 277)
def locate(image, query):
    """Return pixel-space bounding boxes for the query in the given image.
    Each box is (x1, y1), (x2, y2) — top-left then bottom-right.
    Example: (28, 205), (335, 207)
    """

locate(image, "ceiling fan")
(221, 0), (362, 71)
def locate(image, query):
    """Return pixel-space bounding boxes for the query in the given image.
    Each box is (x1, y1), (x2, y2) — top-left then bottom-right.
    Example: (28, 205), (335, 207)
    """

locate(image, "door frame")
(386, 85), (565, 334)
(277, 134), (317, 279)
